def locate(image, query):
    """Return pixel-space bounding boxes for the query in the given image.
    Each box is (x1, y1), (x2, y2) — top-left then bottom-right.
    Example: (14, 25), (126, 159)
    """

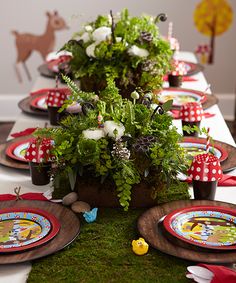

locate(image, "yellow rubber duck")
(132, 237), (149, 255)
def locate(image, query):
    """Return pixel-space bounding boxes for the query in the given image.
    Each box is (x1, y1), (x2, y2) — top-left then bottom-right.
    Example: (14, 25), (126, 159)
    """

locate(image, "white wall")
(0, 0), (235, 118)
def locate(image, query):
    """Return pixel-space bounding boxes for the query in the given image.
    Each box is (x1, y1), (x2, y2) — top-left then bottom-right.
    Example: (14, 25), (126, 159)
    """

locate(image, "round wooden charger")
(138, 199), (236, 264)
(38, 64), (57, 79)
(0, 200), (80, 264)
(18, 94), (48, 117)
(0, 136), (31, 170)
(185, 137), (236, 173)
(182, 61), (204, 77)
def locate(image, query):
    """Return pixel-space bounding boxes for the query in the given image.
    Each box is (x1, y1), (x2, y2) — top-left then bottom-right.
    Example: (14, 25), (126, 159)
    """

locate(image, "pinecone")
(111, 140), (130, 160)
(140, 31), (153, 43)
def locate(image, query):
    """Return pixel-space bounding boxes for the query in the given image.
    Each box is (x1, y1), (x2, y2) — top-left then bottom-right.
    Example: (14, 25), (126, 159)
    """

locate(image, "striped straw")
(168, 22), (173, 40)
(205, 128), (210, 163)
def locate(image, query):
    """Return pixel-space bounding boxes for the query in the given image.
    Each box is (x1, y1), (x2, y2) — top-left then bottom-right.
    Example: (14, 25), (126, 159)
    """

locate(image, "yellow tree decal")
(194, 0), (233, 64)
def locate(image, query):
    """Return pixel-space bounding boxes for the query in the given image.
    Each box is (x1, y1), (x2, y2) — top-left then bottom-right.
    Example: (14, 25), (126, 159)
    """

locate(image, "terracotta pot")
(168, 74), (182, 87)
(29, 162), (51, 186)
(47, 106), (65, 125)
(182, 121), (201, 137)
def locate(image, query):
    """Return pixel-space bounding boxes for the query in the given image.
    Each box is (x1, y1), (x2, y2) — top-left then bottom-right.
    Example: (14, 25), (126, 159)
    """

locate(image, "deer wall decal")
(12, 11), (68, 83)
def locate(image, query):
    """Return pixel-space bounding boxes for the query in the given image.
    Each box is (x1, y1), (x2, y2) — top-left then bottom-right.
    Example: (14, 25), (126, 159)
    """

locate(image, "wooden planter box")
(74, 175), (157, 208)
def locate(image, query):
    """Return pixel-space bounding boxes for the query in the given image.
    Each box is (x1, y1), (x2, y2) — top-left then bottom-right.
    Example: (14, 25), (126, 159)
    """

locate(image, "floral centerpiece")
(61, 9), (172, 97)
(35, 76), (189, 210)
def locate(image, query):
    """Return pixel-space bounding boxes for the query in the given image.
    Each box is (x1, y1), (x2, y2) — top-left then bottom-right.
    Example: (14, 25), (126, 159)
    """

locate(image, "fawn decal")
(12, 11), (68, 83)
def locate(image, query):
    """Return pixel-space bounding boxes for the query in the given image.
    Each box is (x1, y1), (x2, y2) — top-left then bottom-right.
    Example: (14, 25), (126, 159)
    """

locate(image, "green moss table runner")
(28, 209), (189, 283)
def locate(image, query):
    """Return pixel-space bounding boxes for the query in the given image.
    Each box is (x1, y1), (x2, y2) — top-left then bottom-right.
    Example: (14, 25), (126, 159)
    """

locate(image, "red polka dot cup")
(188, 153), (223, 200)
(45, 88), (70, 125)
(25, 138), (54, 186)
(180, 102), (204, 137)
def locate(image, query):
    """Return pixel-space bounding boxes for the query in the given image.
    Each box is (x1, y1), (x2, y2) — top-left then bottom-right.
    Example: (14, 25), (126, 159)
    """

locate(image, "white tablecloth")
(0, 51), (235, 282)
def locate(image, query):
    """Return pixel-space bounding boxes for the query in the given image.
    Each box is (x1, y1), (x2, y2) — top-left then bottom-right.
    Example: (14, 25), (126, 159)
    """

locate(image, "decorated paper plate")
(30, 94), (48, 111)
(0, 207), (60, 253)
(163, 206), (236, 250)
(158, 88), (207, 107)
(180, 61), (203, 76)
(179, 137), (228, 164)
(5, 138), (33, 163)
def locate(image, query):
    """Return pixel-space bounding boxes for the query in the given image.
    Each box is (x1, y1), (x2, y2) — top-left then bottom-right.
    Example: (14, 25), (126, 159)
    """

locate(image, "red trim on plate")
(181, 137), (228, 163)
(0, 207), (60, 253)
(163, 205), (236, 250)
(161, 87), (207, 107)
(5, 138), (34, 163)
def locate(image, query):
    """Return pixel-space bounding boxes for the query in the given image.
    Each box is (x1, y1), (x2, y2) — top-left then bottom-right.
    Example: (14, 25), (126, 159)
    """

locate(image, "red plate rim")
(5, 138), (34, 163)
(163, 205), (236, 250)
(30, 94), (48, 111)
(180, 137), (228, 163)
(161, 87), (207, 107)
(0, 207), (60, 253)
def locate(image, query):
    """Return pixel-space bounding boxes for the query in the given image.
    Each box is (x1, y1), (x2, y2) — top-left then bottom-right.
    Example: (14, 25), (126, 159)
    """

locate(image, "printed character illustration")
(0, 219), (42, 245)
(12, 11), (68, 83)
(182, 217), (236, 244)
(194, 0), (233, 64)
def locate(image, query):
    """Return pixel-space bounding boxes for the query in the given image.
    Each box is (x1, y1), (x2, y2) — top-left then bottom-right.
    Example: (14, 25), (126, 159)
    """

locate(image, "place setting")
(37, 50), (72, 80)
(0, 198), (80, 264)
(18, 87), (71, 118)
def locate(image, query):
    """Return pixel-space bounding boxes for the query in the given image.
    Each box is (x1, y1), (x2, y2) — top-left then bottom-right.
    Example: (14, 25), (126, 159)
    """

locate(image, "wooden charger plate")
(186, 137), (236, 173)
(18, 94), (48, 117)
(0, 136), (33, 170)
(38, 64), (57, 79)
(0, 200), (80, 264)
(138, 200), (236, 264)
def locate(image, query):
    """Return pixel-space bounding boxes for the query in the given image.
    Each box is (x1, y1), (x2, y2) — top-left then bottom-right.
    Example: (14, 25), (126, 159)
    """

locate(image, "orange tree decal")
(194, 0), (233, 64)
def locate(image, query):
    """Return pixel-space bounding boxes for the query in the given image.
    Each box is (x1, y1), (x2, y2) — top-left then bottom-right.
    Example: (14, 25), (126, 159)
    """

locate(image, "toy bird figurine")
(83, 207), (98, 223)
(132, 237), (149, 255)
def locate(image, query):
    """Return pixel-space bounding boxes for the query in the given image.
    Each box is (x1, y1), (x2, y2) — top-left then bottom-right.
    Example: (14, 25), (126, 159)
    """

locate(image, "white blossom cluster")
(78, 20), (149, 59)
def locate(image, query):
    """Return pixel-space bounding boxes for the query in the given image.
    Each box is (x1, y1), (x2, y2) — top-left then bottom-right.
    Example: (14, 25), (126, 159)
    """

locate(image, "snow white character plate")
(163, 206), (236, 250)
(0, 208), (60, 252)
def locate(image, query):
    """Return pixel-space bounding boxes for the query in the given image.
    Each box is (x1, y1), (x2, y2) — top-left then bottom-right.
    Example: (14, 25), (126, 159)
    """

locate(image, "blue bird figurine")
(83, 207), (98, 223)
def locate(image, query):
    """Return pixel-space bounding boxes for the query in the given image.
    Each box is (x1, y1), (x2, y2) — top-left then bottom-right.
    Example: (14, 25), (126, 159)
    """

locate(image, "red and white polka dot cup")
(25, 138), (54, 186)
(180, 102), (204, 137)
(188, 153), (223, 200)
(168, 60), (187, 87)
(45, 88), (70, 125)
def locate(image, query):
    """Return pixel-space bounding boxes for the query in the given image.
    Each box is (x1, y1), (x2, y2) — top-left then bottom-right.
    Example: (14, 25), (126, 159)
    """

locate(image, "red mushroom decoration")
(25, 137), (53, 164)
(180, 102), (204, 122)
(45, 88), (70, 125)
(45, 88), (69, 108)
(188, 153), (223, 182)
(25, 137), (54, 186)
(180, 102), (204, 137)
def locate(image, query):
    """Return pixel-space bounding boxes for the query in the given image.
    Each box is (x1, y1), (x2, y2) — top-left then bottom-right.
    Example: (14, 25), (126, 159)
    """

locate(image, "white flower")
(128, 45), (149, 58)
(84, 25), (93, 32)
(86, 43), (97, 57)
(79, 32), (91, 43)
(103, 121), (125, 140)
(82, 129), (105, 140)
(66, 102), (82, 114)
(92, 27), (111, 42)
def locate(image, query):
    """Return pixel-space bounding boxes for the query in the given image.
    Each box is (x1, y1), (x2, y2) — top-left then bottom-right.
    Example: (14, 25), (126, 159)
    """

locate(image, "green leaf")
(162, 99), (173, 112)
